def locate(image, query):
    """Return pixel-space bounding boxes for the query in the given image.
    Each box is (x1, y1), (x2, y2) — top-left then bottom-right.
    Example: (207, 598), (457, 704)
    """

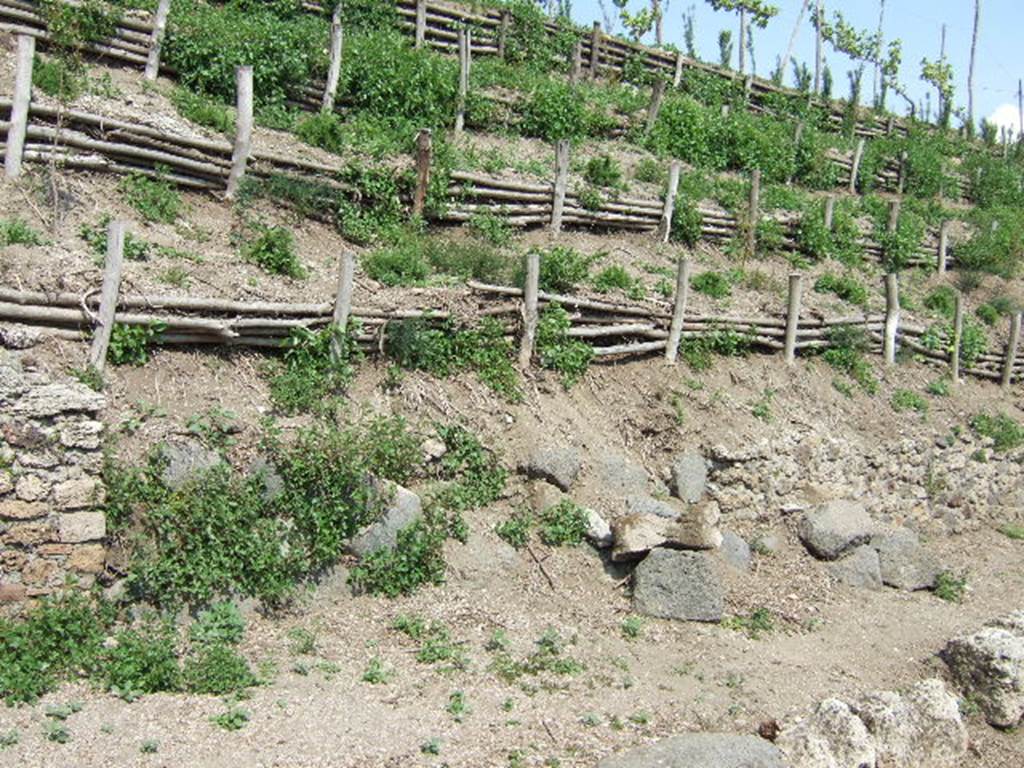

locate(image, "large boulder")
(828, 544), (883, 590)
(597, 733), (786, 768)
(776, 698), (876, 768)
(626, 494), (679, 519)
(596, 453), (650, 496)
(611, 502), (722, 562)
(158, 439), (223, 490)
(521, 447), (581, 491)
(798, 500), (874, 560)
(632, 549), (724, 623)
(346, 482), (423, 558)
(719, 530), (752, 572)
(872, 528), (941, 591)
(941, 611), (1024, 728)
(669, 451), (707, 503)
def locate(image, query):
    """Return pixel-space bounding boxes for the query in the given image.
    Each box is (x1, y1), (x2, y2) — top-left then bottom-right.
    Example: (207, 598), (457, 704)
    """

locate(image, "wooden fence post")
(824, 195), (835, 230)
(497, 10), (510, 59)
(672, 51), (684, 88)
(849, 137), (866, 194)
(4, 35), (34, 180)
(784, 273), (803, 365)
(645, 79), (666, 135)
(569, 40), (583, 85)
(657, 160), (681, 243)
(937, 220), (950, 275)
(896, 150), (908, 195)
(321, 2), (344, 112)
(951, 291), (963, 385)
(144, 0), (171, 81)
(588, 21), (601, 79)
(550, 139), (569, 233)
(519, 251), (540, 369)
(887, 198), (901, 234)
(330, 251), (355, 362)
(1001, 312), (1022, 390)
(414, 0), (426, 49)
(883, 272), (900, 366)
(743, 75), (753, 102)
(88, 219), (126, 372)
(745, 169), (761, 260)
(225, 65), (253, 201)
(412, 128), (432, 218)
(664, 258), (691, 364)
(454, 27), (470, 134)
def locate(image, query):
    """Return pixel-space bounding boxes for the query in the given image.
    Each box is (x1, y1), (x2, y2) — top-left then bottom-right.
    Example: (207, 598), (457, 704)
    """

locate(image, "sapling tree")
(718, 29), (733, 69)
(812, 8), (904, 113)
(706, 1), (778, 73)
(921, 55), (955, 129)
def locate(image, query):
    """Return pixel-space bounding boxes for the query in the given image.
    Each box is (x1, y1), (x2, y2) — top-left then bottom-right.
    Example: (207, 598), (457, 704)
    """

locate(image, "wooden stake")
(896, 150), (907, 195)
(331, 251), (355, 362)
(414, 0), (426, 49)
(225, 65), (253, 201)
(497, 10), (510, 59)
(88, 219), (126, 372)
(883, 272), (900, 366)
(588, 21), (601, 79)
(849, 137), (865, 194)
(664, 258), (691, 364)
(322, 2), (344, 113)
(144, 0), (171, 81)
(4, 35), (34, 180)
(645, 79), (666, 135)
(519, 251), (540, 369)
(569, 40), (583, 85)
(551, 139), (569, 233)
(412, 128), (432, 218)
(824, 195), (835, 230)
(745, 169), (761, 260)
(937, 220), (950, 275)
(657, 160), (681, 243)
(784, 274), (803, 365)
(1001, 312), (1022, 389)
(454, 27), (470, 134)
(673, 51), (684, 88)
(951, 291), (963, 384)
(887, 198), (901, 234)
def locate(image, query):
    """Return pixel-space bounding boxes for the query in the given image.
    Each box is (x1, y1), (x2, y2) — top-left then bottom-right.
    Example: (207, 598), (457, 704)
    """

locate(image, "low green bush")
(0, 218), (45, 247)
(970, 413), (1024, 452)
(814, 273), (867, 306)
(691, 270), (733, 299)
(170, 87), (235, 134)
(268, 325), (360, 414)
(534, 246), (597, 293)
(923, 285), (958, 318)
(103, 620), (181, 699)
(822, 325), (877, 394)
(583, 155), (624, 188)
(538, 500), (588, 546)
(241, 224), (305, 278)
(536, 304), (593, 388)
(119, 173), (182, 224)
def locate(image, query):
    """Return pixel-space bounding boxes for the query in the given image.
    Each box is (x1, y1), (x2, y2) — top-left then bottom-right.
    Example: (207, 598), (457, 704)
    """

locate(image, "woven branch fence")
(0, 0), (909, 141)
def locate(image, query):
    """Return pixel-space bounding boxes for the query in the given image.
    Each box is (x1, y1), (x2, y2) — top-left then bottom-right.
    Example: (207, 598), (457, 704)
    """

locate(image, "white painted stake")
(884, 272), (900, 366)
(322, 2), (344, 113)
(144, 0), (171, 81)
(4, 35), (35, 180)
(225, 66), (253, 201)
(657, 160), (681, 243)
(519, 251), (540, 369)
(784, 274), (803, 365)
(88, 219), (126, 372)
(664, 258), (691, 364)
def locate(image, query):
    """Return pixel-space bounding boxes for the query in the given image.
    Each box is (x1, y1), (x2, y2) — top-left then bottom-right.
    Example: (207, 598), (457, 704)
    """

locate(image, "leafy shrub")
(823, 325), (877, 394)
(181, 644), (256, 695)
(921, 320), (988, 367)
(189, 602), (245, 647)
(691, 270), (732, 299)
(363, 241), (430, 286)
(935, 571), (968, 603)
(521, 80), (588, 141)
(583, 155), (623, 188)
(80, 215), (150, 261)
(537, 304), (592, 388)
(468, 211), (513, 247)
(0, 218), (44, 247)
(955, 206), (1024, 279)
(108, 322), (165, 366)
(495, 510), (532, 549)
(971, 413), (1024, 452)
(592, 265), (637, 294)
(975, 303), (1000, 326)
(295, 111), (347, 154)
(120, 173), (182, 224)
(722, 607), (775, 639)
(877, 210), (925, 273)
(814, 273), (867, 306)
(268, 325), (359, 414)
(241, 225), (305, 278)
(677, 326), (751, 370)
(103, 621), (181, 699)
(431, 424), (507, 512)
(32, 55), (84, 100)
(535, 246), (597, 293)
(891, 389), (928, 415)
(170, 87), (234, 134)
(923, 285), (958, 318)
(538, 500), (588, 546)
(670, 195), (703, 247)
(349, 519), (446, 597)
(633, 158), (666, 185)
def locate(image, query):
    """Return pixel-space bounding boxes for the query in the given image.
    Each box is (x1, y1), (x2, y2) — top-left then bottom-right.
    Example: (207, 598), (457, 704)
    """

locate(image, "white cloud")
(987, 103), (1020, 134)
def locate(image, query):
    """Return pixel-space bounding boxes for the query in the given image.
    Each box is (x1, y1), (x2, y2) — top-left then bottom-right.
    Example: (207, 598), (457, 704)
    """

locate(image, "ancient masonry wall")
(0, 351), (107, 603)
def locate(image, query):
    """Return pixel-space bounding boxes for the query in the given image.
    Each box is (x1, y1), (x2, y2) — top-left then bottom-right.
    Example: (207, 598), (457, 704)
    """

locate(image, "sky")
(566, 0), (1022, 134)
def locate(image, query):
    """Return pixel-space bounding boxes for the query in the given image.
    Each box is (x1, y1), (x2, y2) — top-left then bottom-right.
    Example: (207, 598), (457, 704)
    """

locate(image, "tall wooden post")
(883, 272), (900, 366)
(664, 258), (691, 364)
(824, 195), (836, 230)
(519, 251), (540, 369)
(330, 251), (355, 363)
(951, 292), (963, 384)
(454, 28), (470, 134)
(88, 219), (126, 373)
(144, 0), (171, 81)
(784, 274), (803, 365)
(497, 10), (510, 59)
(672, 51), (684, 88)
(1001, 312), (1022, 390)
(322, 2), (344, 113)
(4, 35), (35, 180)
(849, 138), (865, 194)
(412, 128), (432, 218)
(414, 0), (426, 48)
(225, 66), (253, 201)
(657, 160), (681, 243)
(937, 220), (950, 275)
(887, 198), (901, 234)
(550, 139), (569, 233)
(588, 21), (601, 79)
(569, 40), (583, 84)
(645, 79), (666, 135)
(745, 169), (761, 260)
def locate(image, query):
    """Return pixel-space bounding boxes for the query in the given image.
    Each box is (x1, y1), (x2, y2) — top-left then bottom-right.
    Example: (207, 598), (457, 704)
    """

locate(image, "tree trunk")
(814, 0), (824, 95)
(738, 8), (747, 74)
(968, 0), (981, 130)
(779, 0), (810, 87)
(873, 0), (885, 106)
(652, 0), (662, 45)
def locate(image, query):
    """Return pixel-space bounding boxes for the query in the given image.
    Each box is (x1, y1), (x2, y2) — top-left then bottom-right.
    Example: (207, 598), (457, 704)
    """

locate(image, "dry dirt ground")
(2, 43), (1024, 768)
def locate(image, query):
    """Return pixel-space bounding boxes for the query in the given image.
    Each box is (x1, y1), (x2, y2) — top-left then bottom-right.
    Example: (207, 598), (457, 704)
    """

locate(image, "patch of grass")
(287, 628), (317, 656)
(495, 510), (532, 549)
(822, 325), (878, 394)
(211, 705), (250, 731)
(538, 500), (588, 547)
(677, 326), (751, 371)
(721, 607), (775, 639)
(0, 730), (19, 749)
(751, 388), (774, 422)
(33, 55), (84, 100)
(923, 285), (958, 318)
(421, 738), (442, 755)
(491, 628), (584, 683)
(691, 270), (733, 299)
(119, 172), (182, 224)
(240, 224), (305, 278)
(814, 273), (868, 306)
(891, 389), (929, 415)
(592, 264), (640, 296)
(446, 690), (470, 721)
(361, 656), (394, 684)
(0, 217), (45, 247)
(970, 413), (1024, 452)
(621, 616), (643, 640)
(181, 644), (256, 695)
(998, 524), (1024, 540)
(170, 87), (234, 134)
(140, 740), (159, 754)
(267, 325), (360, 415)
(926, 378), (951, 397)
(583, 154), (624, 188)
(934, 571), (968, 603)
